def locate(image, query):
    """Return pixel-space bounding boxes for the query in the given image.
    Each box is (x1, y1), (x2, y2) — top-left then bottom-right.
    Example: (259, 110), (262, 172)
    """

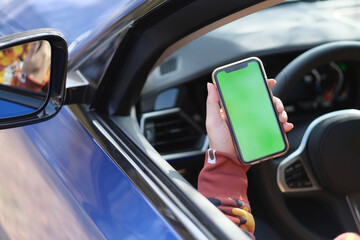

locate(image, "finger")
(38, 41), (52, 64)
(39, 40), (51, 55)
(273, 97), (284, 113)
(283, 122), (294, 132)
(267, 78), (276, 89)
(219, 107), (226, 120)
(278, 110), (288, 124)
(27, 41), (38, 57)
(206, 83), (224, 128)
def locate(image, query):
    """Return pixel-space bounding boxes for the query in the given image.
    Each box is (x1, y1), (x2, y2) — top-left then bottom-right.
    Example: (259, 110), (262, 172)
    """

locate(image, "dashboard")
(138, 0), (360, 163)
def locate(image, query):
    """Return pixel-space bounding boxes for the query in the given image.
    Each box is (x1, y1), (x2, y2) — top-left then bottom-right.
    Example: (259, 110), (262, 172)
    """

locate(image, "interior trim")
(152, 0), (284, 70)
(162, 137), (209, 161)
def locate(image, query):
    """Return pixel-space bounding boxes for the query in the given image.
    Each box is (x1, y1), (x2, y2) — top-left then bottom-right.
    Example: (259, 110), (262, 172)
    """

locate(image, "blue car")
(1, 0), (360, 239)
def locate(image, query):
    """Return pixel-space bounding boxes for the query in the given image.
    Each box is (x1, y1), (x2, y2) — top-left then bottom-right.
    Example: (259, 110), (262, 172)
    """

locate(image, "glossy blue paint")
(19, 106), (181, 239)
(0, 99), (35, 118)
(0, 0), (145, 44)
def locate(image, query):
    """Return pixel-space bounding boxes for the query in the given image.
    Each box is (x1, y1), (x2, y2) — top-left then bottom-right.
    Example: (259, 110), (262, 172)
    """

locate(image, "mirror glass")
(0, 40), (51, 118)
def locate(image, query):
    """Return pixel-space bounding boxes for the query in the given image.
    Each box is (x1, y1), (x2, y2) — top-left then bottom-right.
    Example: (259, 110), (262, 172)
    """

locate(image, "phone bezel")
(212, 57), (289, 165)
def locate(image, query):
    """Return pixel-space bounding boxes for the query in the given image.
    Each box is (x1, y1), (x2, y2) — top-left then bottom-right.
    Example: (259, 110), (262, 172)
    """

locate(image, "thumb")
(206, 83), (224, 129)
(27, 41), (38, 58)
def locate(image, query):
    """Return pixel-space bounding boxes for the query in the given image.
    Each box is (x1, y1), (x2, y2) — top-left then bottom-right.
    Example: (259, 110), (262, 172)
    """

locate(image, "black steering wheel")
(252, 41), (360, 240)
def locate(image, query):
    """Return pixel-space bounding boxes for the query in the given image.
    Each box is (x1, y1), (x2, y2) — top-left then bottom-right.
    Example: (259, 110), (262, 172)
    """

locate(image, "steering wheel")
(252, 41), (360, 240)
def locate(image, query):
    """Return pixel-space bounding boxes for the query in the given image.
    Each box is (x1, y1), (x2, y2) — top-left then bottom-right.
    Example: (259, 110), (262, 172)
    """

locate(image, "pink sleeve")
(198, 149), (255, 239)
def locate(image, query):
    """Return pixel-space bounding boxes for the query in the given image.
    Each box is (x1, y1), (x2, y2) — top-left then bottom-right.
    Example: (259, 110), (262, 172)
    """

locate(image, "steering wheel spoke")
(277, 153), (321, 193)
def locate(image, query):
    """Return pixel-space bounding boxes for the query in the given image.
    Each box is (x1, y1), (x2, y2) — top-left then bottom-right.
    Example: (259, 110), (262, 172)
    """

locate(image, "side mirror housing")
(0, 29), (67, 129)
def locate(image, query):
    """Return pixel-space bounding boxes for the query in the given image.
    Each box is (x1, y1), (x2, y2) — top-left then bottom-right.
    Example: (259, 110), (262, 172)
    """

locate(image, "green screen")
(216, 60), (285, 163)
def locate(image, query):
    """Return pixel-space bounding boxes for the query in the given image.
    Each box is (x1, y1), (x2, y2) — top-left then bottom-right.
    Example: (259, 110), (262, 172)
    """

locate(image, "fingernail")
(281, 111), (287, 120)
(207, 82), (212, 92)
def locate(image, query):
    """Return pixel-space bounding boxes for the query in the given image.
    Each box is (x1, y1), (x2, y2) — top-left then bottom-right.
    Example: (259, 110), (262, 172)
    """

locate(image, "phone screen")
(214, 58), (287, 163)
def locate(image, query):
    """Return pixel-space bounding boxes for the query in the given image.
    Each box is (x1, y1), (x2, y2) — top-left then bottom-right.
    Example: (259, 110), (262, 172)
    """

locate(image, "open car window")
(133, 0), (360, 238)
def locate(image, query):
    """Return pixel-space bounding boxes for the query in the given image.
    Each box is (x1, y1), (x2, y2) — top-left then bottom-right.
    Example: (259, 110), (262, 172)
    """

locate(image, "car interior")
(131, 0), (360, 239)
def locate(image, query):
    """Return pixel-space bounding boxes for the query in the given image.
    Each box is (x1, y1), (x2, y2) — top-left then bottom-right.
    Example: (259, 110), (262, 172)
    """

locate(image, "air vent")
(140, 108), (207, 159)
(159, 58), (177, 75)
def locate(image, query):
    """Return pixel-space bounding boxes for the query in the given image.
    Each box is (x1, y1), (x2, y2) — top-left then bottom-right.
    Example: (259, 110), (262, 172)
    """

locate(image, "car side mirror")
(0, 29), (67, 129)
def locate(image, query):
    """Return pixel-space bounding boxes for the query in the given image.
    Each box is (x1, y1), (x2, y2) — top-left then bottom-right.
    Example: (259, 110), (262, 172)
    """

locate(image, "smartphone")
(212, 57), (289, 165)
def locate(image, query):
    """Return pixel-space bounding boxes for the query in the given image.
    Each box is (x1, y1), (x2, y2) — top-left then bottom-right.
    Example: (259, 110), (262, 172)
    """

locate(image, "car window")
(138, 0), (360, 238)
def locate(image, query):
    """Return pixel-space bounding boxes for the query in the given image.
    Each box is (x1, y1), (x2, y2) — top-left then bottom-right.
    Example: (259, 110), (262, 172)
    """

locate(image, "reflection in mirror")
(0, 40), (51, 118)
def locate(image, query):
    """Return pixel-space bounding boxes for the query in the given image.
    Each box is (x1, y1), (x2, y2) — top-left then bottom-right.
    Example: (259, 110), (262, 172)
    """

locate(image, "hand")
(206, 79), (293, 158)
(22, 40), (51, 84)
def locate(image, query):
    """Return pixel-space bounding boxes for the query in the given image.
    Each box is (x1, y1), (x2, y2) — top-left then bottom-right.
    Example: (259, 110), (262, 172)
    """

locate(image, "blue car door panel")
(0, 106), (180, 239)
